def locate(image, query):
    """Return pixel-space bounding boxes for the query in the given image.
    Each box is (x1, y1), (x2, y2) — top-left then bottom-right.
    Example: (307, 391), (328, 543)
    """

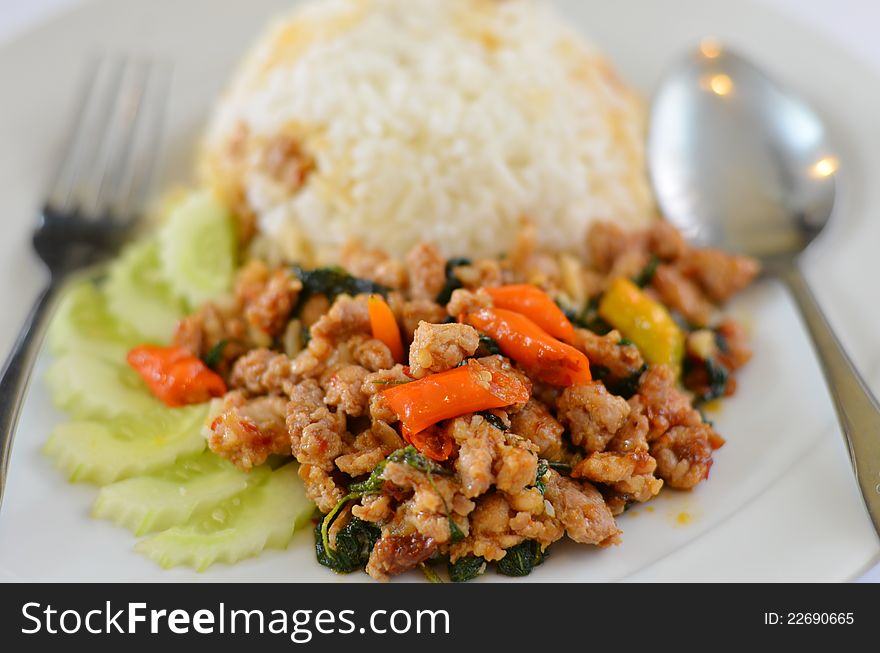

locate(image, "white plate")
(1, 0), (879, 582)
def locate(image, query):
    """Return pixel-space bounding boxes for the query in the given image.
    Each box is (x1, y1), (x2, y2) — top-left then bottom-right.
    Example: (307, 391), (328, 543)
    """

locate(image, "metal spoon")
(648, 41), (880, 537)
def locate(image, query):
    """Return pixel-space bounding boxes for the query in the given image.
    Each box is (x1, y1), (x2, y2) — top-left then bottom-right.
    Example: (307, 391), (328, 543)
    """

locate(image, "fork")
(0, 55), (171, 507)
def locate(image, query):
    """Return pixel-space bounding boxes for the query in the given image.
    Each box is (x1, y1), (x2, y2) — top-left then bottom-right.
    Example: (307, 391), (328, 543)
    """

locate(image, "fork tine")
(46, 55), (171, 223)
(45, 55), (106, 211)
(47, 56), (125, 213)
(79, 58), (151, 217)
(87, 59), (150, 216)
(110, 60), (172, 219)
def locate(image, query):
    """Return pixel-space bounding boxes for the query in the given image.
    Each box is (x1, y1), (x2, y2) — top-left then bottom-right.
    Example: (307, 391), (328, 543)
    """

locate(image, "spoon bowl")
(648, 42), (880, 538)
(649, 44), (837, 264)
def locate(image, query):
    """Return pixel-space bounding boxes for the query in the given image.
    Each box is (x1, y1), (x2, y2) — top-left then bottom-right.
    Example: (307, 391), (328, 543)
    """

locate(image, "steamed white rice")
(201, 0), (654, 262)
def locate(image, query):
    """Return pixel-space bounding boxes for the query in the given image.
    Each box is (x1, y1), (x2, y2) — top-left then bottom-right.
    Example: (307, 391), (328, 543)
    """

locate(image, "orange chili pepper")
(484, 284), (576, 343)
(127, 345), (227, 407)
(380, 359), (530, 452)
(368, 294), (405, 363)
(462, 308), (591, 387)
(707, 431), (726, 450)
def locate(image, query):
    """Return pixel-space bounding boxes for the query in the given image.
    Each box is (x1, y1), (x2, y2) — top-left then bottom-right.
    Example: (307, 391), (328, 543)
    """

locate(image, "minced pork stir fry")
(134, 220), (758, 581)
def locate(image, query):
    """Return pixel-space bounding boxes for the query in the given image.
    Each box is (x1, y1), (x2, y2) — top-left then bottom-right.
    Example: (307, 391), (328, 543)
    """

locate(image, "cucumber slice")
(104, 239), (187, 342)
(93, 453), (267, 535)
(135, 463), (313, 571)
(45, 352), (164, 419)
(43, 405), (208, 484)
(159, 190), (237, 307)
(47, 281), (141, 361)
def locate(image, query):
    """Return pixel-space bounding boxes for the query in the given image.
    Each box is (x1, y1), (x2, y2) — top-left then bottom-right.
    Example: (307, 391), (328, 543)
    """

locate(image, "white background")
(1, 0), (877, 582)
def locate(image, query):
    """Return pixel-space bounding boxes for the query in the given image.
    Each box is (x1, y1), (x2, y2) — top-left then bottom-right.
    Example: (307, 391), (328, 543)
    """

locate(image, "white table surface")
(1, 0), (877, 583)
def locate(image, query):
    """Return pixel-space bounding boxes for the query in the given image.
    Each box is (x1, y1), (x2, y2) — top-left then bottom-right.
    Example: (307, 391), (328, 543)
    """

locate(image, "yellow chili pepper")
(598, 277), (684, 371)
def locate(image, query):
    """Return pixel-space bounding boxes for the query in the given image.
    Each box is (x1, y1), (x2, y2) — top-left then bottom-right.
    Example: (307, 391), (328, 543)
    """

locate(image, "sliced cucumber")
(93, 453), (266, 535)
(43, 405), (208, 484)
(104, 239), (187, 342)
(45, 352), (164, 419)
(159, 190), (237, 307)
(47, 281), (141, 361)
(134, 463), (313, 571)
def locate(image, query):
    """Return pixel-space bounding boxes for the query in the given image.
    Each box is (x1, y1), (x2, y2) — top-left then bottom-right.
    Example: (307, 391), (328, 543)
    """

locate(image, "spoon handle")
(778, 263), (880, 535)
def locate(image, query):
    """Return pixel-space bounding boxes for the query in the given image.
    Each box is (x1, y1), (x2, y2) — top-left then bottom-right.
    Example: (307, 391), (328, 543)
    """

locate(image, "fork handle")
(0, 283), (58, 508)
(778, 262), (880, 538)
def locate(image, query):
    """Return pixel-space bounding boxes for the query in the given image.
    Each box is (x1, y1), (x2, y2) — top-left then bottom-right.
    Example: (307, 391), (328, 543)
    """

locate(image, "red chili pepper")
(484, 284), (576, 343)
(462, 308), (591, 387)
(703, 459), (715, 480)
(127, 345), (227, 407)
(380, 359), (530, 458)
(403, 425), (456, 462)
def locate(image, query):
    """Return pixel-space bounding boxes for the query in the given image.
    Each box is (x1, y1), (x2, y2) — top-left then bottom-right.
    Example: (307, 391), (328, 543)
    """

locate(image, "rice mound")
(201, 0), (654, 263)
